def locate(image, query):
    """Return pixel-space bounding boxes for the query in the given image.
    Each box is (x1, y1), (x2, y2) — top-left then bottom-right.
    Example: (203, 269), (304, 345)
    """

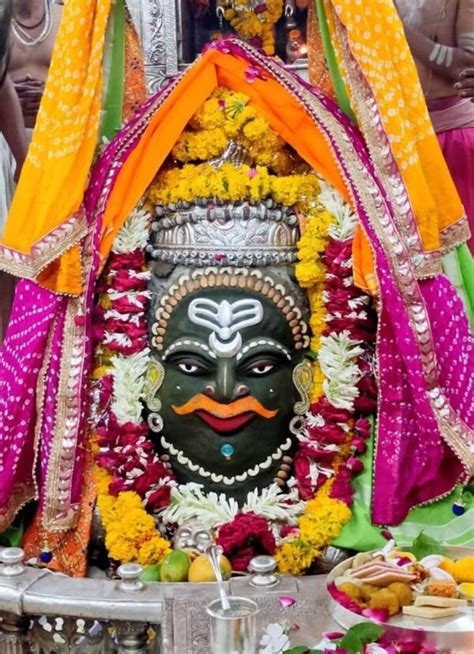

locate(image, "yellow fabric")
(1, 0), (112, 294)
(323, 0), (465, 254)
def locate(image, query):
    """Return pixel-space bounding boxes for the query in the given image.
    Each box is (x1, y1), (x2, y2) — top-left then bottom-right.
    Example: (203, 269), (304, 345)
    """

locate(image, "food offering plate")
(327, 546), (474, 653)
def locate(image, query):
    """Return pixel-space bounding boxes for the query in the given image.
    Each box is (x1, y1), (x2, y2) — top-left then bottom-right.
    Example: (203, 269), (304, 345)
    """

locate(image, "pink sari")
(429, 95), (474, 255)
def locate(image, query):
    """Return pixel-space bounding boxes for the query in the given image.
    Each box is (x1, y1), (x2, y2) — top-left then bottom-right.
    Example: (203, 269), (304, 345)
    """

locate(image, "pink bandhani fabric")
(0, 281), (65, 529)
(373, 269), (473, 525)
(429, 96), (474, 255)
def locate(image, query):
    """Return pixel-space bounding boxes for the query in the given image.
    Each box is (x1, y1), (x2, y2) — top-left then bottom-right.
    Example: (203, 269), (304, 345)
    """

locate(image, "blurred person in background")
(8, 0), (62, 135)
(397, 0), (474, 255)
(457, 67), (474, 99)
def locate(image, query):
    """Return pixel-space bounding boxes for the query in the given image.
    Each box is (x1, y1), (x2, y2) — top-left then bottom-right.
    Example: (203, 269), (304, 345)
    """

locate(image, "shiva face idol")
(144, 201), (312, 502)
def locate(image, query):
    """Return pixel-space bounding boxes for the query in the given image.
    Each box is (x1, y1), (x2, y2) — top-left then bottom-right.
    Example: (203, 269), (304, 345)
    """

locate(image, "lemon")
(188, 553), (232, 583)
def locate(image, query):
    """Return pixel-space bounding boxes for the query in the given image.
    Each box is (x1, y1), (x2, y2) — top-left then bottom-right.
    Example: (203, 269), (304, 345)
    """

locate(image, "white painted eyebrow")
(236, 339), (292, 362)
(162, 339), (217, 361)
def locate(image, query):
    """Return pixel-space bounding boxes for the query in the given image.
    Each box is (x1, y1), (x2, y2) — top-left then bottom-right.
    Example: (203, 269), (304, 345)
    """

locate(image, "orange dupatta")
(97, 48), (351, 265)
(0, 0), (112, 295)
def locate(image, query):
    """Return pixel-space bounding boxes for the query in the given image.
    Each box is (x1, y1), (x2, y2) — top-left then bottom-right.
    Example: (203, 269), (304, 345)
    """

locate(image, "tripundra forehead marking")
(151, 267), (310, 352)
(189, 298), (264, 359)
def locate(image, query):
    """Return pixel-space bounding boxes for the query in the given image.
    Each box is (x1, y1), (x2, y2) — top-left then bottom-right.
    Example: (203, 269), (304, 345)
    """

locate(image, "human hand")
(13, 76), (44, 115)
(450, 50), (474, 84)
(455, 68), (474, 101)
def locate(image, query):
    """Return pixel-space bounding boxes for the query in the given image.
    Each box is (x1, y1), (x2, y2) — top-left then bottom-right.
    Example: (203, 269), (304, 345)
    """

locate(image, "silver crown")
(147, 198), (300, 267)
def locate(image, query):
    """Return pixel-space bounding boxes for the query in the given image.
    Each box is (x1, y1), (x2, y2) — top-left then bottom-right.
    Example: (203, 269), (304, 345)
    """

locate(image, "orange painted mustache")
(172, 394), (279, 419)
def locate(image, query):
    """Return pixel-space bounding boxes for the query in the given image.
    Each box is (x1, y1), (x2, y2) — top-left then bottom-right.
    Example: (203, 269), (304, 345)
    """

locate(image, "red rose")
(216, 512), (276, 572)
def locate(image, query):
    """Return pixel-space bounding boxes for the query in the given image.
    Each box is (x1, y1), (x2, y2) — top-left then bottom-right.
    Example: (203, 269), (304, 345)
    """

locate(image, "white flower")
(259, 623), (290, 654)
(111, 349), (150, 425)
(159, 483), (304, 529)
(112, 207), (151, 253)
(366, 644), (391, 654)
(419, 555), (455, 581)
(318, 180), (357, 241)
(318, 331), (364, 411)
(313, 637), (337, 651)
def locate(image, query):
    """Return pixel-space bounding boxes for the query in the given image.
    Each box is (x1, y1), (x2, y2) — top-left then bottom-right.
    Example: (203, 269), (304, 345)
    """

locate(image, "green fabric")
(334, 434), (474, 551)
(315, 0), (356, 124)
(442, 246), (474, 329)
(99, 0), (125, 142)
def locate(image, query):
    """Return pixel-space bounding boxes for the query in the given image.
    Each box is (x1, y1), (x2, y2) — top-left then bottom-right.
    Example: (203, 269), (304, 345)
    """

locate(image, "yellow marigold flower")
(114, 491), (146, 516)
(189, 97), (226, 131)
(311, 363), (325, 400)
(172, 129), (228, 163)
(91, 365), (109, 380)
(275, 541), (317, 576)
(295, 261), (323, 288)
(138, 536), (172, 566)
(106, 533), (139, 563)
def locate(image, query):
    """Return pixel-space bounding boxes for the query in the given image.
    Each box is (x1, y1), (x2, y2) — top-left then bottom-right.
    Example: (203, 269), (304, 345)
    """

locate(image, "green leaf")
(405, 531), (445, 560)
(284, 647), (311, 654)
(348, 622), (384, 644)
(339, 631), (364, 653)
(0, 523), (24, 548)
(306, 350), (319, 361)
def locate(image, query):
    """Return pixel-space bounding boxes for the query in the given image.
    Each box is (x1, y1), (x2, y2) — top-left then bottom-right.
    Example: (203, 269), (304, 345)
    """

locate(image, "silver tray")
(327, 546), (474, 653)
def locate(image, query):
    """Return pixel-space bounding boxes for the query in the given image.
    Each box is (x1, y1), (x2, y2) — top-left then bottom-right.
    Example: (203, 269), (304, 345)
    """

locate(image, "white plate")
(327, 546), (474, 653)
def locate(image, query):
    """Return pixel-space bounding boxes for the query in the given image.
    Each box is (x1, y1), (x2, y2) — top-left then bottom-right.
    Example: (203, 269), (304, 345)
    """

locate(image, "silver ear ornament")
(292, 359), (313, 416)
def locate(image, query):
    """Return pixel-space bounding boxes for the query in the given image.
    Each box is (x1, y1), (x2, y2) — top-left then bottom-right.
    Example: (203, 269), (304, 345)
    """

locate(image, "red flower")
(108, 476), (131, 495)
(355, 418), (371, 439)
(109, 251), (145, 270)
(354, 395), (377, 415)
(346, 457), (364, 474)
(146, 485), (172, 511)
(216, 512), (276, 572)
(133, 461), (174, 497)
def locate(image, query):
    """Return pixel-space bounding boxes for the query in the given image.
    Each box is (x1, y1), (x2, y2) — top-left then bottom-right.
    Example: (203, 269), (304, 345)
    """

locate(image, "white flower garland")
(160, 482), (305, 530)
(110, 349), (151, 426)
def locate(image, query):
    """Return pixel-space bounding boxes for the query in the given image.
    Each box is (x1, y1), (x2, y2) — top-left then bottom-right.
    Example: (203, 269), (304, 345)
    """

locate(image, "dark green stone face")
(150, 286), (305, 499)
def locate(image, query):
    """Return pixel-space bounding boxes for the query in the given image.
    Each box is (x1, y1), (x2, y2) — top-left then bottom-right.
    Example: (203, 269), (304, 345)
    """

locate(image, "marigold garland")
(170, 88), (295, 174)
(219, 0), (283, 56)
(96, 467), (170, 566)
(275, 480), (352, 575)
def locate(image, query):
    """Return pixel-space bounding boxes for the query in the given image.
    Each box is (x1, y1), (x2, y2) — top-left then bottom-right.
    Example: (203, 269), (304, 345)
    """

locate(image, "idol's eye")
(177, 360), (202, 375)
(247, 360), (275, 376)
